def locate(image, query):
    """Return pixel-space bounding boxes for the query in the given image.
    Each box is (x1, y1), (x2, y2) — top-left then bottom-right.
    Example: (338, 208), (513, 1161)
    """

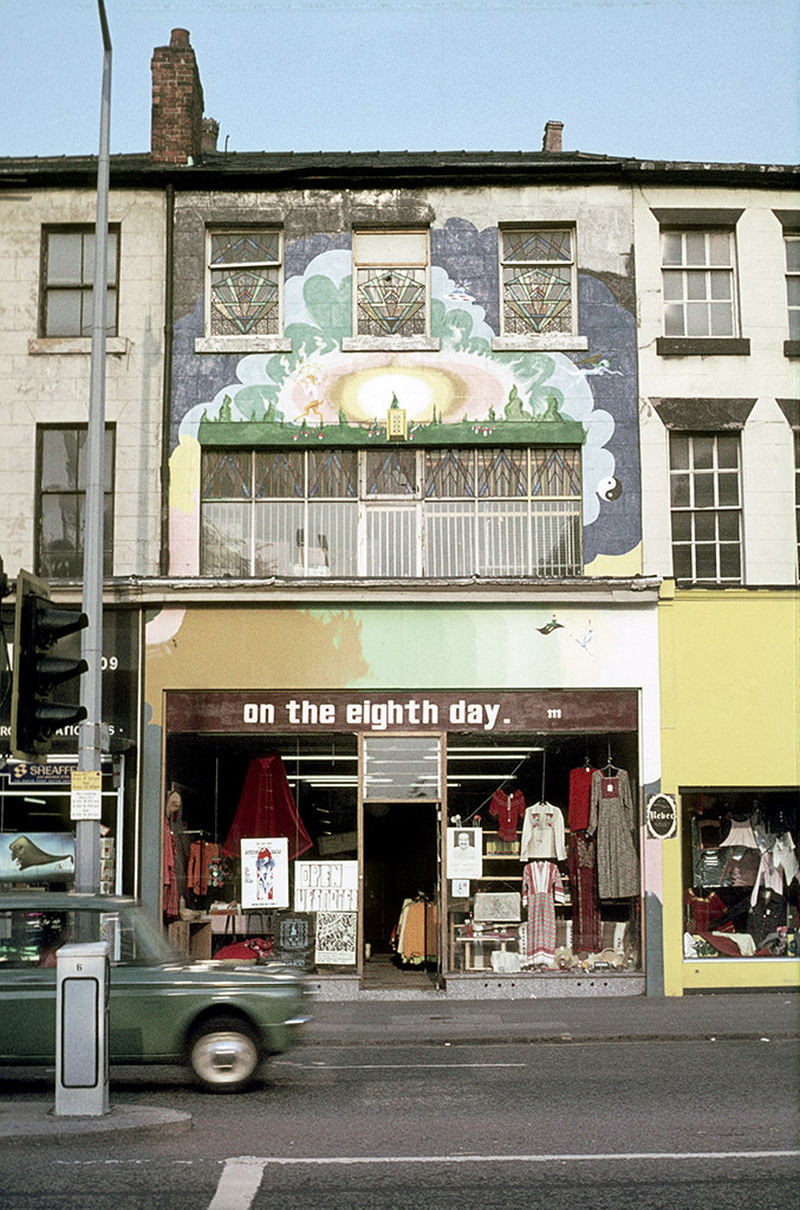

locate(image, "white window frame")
(785, 233), (800, 343)
(343, 229), (439, 352)
(195, 227), (291, 354)
(669, 432), (743, 584)
(661, 228), (740, 339)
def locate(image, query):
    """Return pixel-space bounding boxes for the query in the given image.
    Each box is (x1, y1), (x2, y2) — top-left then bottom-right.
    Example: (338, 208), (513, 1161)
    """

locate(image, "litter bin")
(55, 941), (110, 1116)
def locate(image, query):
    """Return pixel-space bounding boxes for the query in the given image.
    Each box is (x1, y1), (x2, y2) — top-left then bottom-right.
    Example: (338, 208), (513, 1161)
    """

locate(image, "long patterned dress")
(588, 768), (640, 899)
(568, 831), (602, 953)
(522, 861), (565, 964)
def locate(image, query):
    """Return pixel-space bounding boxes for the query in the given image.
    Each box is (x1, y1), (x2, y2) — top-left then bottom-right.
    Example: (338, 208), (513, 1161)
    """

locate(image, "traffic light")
(11, 571), (89, 761)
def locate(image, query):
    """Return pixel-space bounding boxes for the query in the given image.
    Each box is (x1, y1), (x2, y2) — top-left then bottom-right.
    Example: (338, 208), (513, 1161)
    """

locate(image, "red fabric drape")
(223, 753), (312, 860)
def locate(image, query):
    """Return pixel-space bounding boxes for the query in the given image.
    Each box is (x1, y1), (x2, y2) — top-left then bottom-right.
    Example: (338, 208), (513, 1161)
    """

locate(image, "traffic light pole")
(76, 1), (112, 893)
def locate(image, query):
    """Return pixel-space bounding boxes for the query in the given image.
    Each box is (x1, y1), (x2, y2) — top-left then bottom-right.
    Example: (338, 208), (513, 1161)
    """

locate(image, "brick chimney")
(151, 29), (204, 164)
(542, 120), (564, 153)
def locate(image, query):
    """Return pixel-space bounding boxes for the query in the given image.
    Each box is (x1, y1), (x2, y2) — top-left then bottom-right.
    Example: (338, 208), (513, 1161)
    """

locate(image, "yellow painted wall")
(658, 585), (800, 994)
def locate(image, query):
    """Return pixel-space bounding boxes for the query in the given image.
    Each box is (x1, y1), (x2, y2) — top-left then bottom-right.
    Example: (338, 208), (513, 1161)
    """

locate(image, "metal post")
(76, 1), (112, 892)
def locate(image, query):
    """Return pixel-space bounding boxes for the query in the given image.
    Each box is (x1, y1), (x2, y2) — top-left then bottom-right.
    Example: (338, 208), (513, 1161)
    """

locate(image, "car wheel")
(188, 1016), (261, 1092)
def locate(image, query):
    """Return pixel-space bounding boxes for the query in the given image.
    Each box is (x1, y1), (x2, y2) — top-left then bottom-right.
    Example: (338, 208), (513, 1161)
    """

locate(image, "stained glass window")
(501, 228), (574, 336)
(354, 230), (428, 337)
(365, 449), (418, 496)
(208, 229), (281, 337)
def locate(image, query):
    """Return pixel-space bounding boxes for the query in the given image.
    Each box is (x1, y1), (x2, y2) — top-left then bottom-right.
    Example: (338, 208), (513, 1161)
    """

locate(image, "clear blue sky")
(3, 0), (798, 164)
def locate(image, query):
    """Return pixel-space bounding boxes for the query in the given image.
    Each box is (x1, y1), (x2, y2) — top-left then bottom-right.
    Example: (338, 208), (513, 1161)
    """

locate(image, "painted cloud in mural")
(178, 249), (618, 532)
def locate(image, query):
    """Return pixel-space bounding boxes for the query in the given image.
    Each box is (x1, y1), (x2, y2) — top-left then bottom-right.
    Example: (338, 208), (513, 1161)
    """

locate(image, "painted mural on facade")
(169, 220), (641, 574)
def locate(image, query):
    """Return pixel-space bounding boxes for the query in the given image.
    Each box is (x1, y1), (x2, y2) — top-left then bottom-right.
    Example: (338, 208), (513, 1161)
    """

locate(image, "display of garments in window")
(163, 825), (179, 920)
(747, 891), (787, 950)
(522, 861), (566, 965)
(721, 847), (760, 887)
(685, 889), (728, 932)
(695, 848), (727, 886)
(223, 753), (312, 860)
(749, 849), (786, 907)
(568, 766), (597, 831)
(721, 817), (758, 848)
(520, 803), (566, 862)
(568, 831), (601, 953)
(587, 768), (639, 899)
(772, 832), (798, 886)
(489, 787), (526, 842)
(187, 840), (226, 896)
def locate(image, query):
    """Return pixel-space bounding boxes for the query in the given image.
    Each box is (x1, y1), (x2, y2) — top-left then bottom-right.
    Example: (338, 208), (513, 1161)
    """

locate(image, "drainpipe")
(160, 183), (174, 576)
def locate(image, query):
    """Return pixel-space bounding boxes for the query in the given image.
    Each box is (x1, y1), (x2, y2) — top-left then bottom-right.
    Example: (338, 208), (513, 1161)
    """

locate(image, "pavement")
(0, 990), (796, 1143)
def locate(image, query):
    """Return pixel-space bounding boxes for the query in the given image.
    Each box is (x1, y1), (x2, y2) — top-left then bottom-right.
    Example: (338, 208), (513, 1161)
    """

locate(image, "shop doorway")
(363, 802), (439, 984)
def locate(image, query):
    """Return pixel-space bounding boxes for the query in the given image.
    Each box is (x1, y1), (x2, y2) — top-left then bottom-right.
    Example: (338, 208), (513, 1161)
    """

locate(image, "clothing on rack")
(392, 897), (438, 964)
(223, 753), (312, 860)
(567, 831), (601, 953)
(519, 802), (566, 862)
(489, 787), (526, 843)
(163, 824), (179, 920)
(587, 768), (639, 899)
(187, 840), (224, 897)
(522, 861), (566, 964)
(568, 766), (597, 831)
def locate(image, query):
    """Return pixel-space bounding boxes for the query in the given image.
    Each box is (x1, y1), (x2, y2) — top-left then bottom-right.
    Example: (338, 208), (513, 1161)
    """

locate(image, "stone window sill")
(342, 335), (440, 353)
(492, 334), (589, 353)
(784, 339), (800, 359)
(28, 336), (129, 356)
(194, 335), (292, 354)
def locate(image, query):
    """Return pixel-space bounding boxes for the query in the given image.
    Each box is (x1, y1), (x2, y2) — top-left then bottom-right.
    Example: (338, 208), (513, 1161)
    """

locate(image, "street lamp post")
(76, 0), (112, 893)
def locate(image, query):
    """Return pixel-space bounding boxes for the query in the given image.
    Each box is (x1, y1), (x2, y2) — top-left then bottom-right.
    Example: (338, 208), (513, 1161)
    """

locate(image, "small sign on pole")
(71, 769), (102, 821)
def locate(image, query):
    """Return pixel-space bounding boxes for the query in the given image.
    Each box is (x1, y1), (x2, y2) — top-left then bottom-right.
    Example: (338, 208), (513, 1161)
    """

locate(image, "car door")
(0, 907), (69, 1062)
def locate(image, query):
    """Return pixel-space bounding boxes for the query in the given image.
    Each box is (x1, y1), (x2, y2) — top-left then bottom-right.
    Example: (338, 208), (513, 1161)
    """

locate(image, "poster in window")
(315, 911), (358, 964)
(446, 827), (483, 879)
(240, 837), (289, 908)
(0, 833), (75, 882)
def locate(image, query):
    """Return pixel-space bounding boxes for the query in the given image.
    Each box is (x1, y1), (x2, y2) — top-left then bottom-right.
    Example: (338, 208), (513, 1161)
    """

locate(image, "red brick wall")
(151, 29), (204, 164)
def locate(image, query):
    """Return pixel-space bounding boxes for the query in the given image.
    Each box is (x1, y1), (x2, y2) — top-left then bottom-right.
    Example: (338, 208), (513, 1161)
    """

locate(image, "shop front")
(658, 586), (800, 994)
(143, 595), (667, 997)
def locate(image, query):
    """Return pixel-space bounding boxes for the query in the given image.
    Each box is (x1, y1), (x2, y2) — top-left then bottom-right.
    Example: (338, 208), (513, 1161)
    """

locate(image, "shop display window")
(164, 734), (360, 970)
(681, 789), (799, 960)
(0, 759), (126, 894)
(164, 726), (643, 981)
(445, 734), (642, 976)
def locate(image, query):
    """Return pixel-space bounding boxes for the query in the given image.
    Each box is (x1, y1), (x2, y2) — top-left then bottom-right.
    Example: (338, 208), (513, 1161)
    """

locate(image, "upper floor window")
(36, 425), (114, 578)
(669, 432), (742, 584)
(500, 227), (575, 336)
(207, 229), (282, 337)
(200, 445), (582, 579)
(661, 229), (737, 339)
(794, 428), (800, 580)
(785, 234), (800, 343)
(353, 230), (429, 338)
(40, 226), (119, 337)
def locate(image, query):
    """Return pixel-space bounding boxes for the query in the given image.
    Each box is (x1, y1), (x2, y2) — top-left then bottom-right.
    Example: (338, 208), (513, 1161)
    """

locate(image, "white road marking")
(208, 1157), (265, 1210)
(208, 1150), (800, 1208)
(278, 1061), (526, 1069)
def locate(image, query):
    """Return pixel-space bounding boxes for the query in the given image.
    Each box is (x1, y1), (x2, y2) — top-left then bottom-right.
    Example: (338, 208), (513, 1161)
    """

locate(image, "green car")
(0, 893), (311, 1092)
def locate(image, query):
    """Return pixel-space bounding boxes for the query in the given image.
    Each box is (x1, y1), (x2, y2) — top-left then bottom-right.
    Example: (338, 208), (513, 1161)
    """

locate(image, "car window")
(0, 908), (73, 968)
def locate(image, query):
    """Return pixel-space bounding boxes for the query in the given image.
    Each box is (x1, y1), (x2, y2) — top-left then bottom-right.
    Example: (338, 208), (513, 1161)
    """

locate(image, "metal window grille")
(201, 446), (583, 578)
